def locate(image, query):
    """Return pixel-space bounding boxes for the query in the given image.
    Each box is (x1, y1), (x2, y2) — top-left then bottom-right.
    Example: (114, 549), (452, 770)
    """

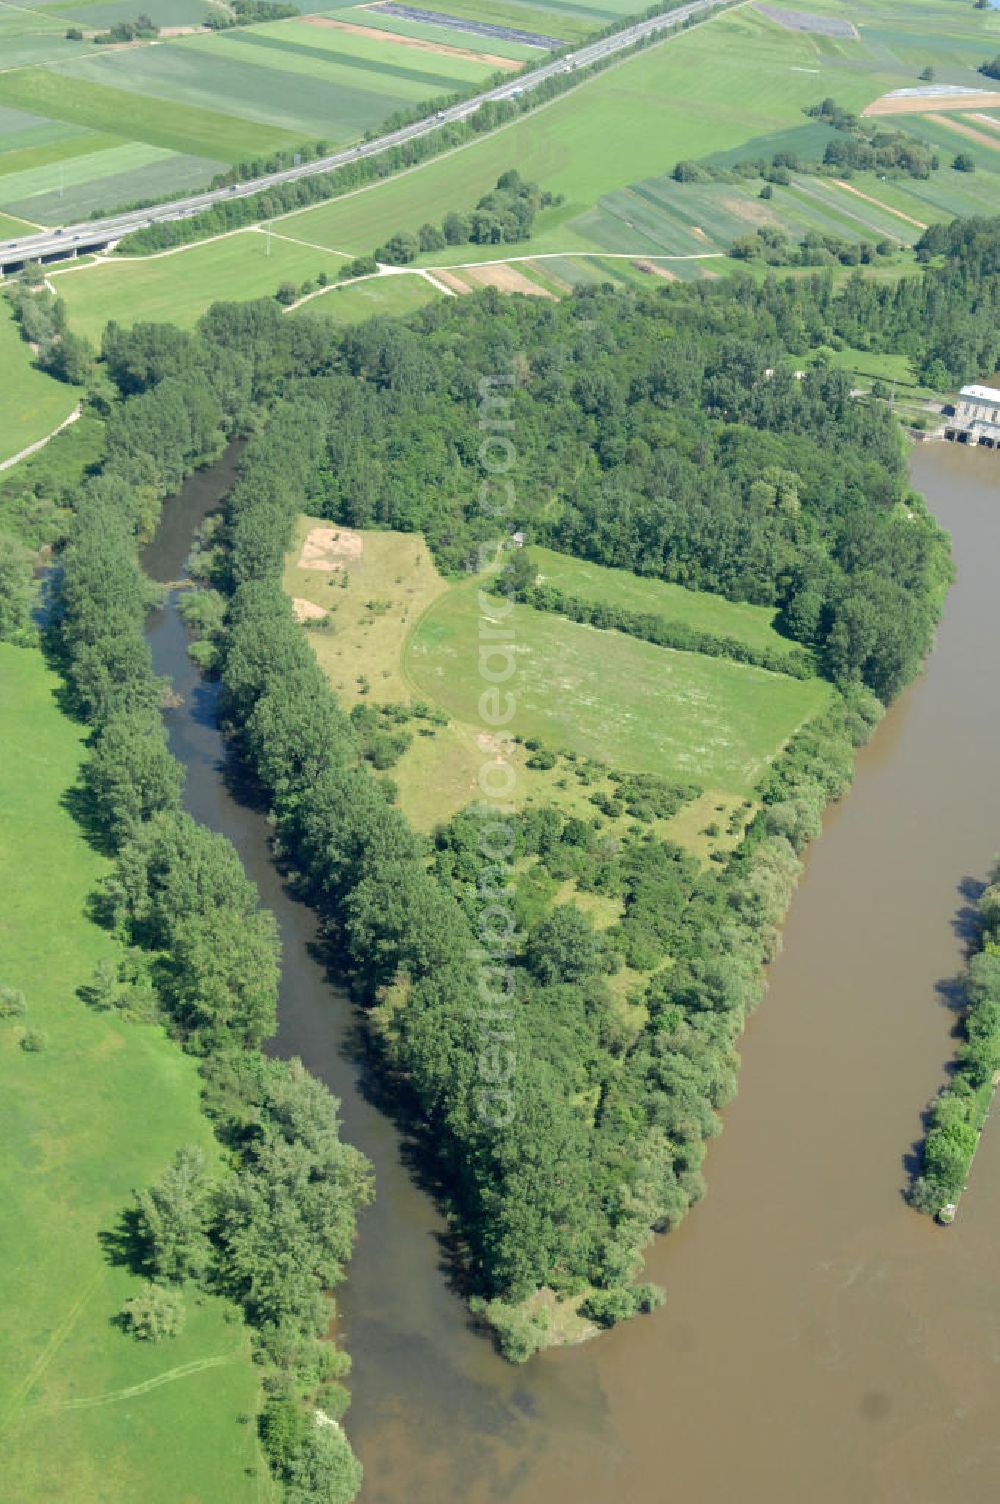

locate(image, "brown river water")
(144, 440), (1000, 1504)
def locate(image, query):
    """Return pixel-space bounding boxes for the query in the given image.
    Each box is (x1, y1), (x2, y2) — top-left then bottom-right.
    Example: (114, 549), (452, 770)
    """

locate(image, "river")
(143, 439), (1000, 1504)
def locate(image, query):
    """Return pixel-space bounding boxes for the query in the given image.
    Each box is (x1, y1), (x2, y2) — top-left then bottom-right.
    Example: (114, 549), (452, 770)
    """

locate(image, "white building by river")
(946, 383), (1000, 446)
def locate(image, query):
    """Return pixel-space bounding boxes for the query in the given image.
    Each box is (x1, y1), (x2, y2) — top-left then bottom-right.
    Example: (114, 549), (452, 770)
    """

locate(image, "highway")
(0, 0), (723, 272)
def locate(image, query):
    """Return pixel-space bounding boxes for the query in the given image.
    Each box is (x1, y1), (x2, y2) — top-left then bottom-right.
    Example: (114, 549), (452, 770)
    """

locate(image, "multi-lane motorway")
(0, 0), (723, 272)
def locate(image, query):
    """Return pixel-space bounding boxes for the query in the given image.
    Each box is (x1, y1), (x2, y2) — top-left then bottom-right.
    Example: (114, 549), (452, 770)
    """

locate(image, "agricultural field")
(49, 228), (349, 340)
(272, 0), (1000, 267)
(0, 0), (550, 226)
(28, 0), (1000, 335)
(0, 643), (270, 1504)
(283, 520), (830, 836)
(0, 303), (80, 468)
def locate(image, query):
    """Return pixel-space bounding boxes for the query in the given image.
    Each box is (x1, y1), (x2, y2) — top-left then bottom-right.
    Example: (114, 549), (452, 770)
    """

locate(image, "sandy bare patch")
(690, 226), (709, 243)
(971, 112), (1000, 133)
(432, 269), (473, 294)
(292, 596), (328, 623)
(865, 90), (1000, 117)
(298, 526), (364, 571)
(159, 24), (208, 35)
(830, 179), (926, 229)
(632, 259), (678, 281)
(462, 263), (555, 297)
(927, 114), (1000, 150)
(302, 15), (522, 68)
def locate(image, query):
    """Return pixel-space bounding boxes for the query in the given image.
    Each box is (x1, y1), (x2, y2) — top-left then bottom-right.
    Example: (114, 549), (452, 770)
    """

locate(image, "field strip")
(830, 179), (927, 230)
(791, 177), (906, 240)
(925, 113), (1000, 151)
(864, 90), (1000, 117)
(971, 112), (1000, 133)
(300, 15), (523, 70)
(438, 250), (726, 266)
(0, 1269), (104, 1434)
(29, 1351), (242, 1412)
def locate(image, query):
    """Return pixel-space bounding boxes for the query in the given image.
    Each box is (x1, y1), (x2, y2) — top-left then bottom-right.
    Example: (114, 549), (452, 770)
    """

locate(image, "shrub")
(120, 1282), (184, 1342)
(0, 985), (27, 1018)
(20, 1029), (47, 1052)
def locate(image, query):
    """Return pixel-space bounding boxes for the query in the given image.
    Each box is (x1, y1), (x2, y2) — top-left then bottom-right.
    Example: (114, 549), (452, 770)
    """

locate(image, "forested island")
(5, 218), (1000, 1489)
(910, 864), (1000, 1220)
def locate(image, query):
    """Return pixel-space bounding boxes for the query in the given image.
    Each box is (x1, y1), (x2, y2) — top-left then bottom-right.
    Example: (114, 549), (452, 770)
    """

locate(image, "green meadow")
(50, 230), (349, 341)
(528, 546), (794, 655)
(0, 304), (79, 468)
(295, 272), (441, 324)
(0, 644), (269, 1504)
(404, 578), (830, 796)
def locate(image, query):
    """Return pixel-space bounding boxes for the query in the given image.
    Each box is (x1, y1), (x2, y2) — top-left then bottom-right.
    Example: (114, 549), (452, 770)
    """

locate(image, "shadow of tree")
(99, 1205), (149, 1278)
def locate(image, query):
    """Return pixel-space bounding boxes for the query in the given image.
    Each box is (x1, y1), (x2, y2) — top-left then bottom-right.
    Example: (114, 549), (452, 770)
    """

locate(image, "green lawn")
(403, 578), (831, 795)
(0, 644), (270, 1504)
(296, 271), (441, 323)
(528, 546), (795, 655)
(51, 230), (349, 341)
(0, 305), (79, 468)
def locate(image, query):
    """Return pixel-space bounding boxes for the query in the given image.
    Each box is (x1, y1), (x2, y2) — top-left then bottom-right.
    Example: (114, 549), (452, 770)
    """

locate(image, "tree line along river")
(143, 438), (1000, 1504)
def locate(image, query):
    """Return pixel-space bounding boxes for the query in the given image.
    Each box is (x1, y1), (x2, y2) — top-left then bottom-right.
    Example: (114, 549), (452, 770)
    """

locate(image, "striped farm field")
(323, 7), (539, 61)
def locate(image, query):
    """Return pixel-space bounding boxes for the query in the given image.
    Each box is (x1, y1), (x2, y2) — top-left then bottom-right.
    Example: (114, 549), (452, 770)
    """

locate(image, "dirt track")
(302, 15), (522, 69)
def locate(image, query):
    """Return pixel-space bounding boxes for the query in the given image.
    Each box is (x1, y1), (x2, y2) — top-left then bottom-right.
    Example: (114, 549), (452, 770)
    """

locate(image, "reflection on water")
(145, 442), (1000, 1504)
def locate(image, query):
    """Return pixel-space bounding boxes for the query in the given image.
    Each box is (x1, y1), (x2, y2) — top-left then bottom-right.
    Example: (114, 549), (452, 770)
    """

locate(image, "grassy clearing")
(528, 546), (794, 654)
(0, 644), (269, 1504)
(51, 230), (348, 341)
(0, 303), (78, 467)
(282, 517), (451, 706)
(404, 577), (830, 795)
(281, 521), (800, 836)
(294, 270), (441, 322)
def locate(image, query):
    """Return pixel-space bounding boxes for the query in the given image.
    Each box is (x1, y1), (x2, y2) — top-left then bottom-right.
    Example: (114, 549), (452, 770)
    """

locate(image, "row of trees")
(7, 280), (94, 384)
(910, 869), (1000, 1216)
(45, 312), (373, 1501)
